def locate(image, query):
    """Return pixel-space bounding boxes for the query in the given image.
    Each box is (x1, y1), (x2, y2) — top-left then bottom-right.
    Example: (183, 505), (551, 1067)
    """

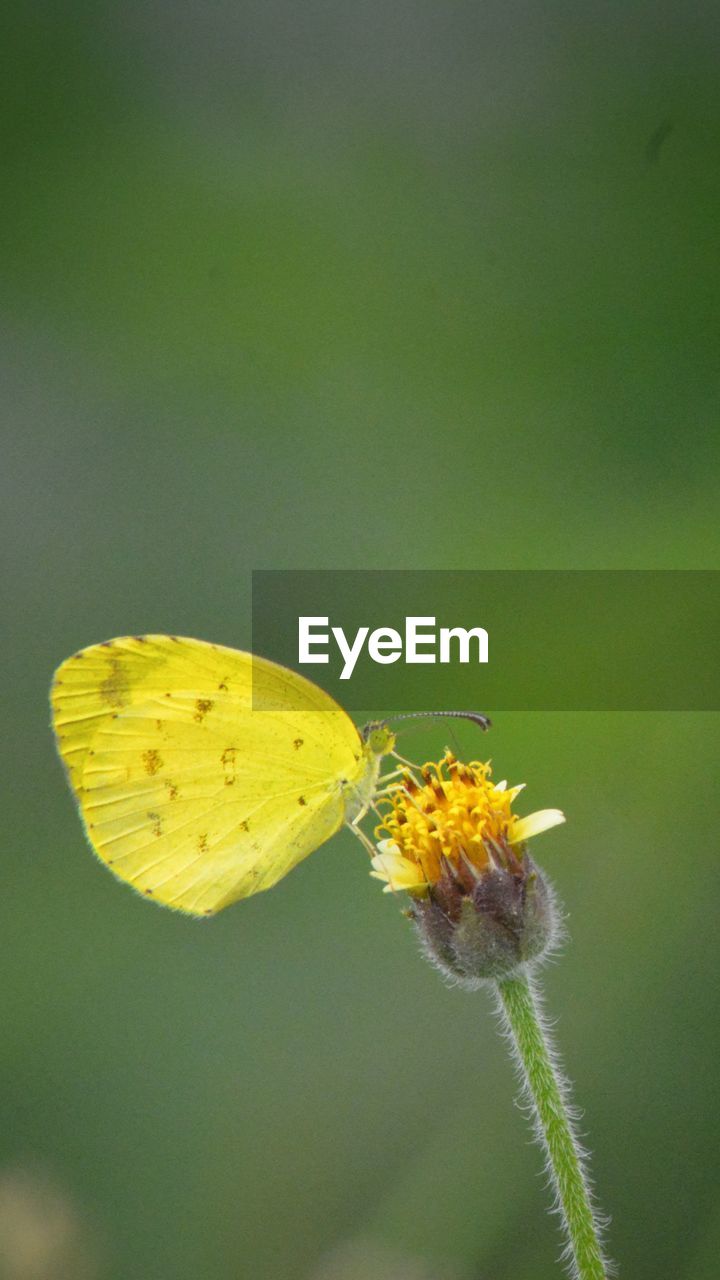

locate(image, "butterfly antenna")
(391, 710), (491, 732)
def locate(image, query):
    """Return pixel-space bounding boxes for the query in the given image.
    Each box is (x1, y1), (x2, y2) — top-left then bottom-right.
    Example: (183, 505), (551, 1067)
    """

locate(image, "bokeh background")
(2, 2), (719, 1278)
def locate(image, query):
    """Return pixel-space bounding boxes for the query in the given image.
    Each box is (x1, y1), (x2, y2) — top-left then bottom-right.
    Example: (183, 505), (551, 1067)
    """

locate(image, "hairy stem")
(495, 971), (609, 1280)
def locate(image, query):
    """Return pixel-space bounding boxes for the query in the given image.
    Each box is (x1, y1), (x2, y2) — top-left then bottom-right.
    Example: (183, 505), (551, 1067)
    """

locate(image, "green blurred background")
(2, 2), (719, 1277)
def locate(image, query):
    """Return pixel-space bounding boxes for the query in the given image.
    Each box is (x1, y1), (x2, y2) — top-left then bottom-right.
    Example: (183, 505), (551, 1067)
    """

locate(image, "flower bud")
(409, 849), (559, 988)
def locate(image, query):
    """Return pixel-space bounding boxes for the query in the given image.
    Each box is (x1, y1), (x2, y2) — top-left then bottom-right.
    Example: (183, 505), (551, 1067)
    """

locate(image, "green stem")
(495, 971), (609, 1280)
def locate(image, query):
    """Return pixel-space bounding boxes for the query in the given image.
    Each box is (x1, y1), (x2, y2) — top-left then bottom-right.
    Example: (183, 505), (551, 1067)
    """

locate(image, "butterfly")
(50, 635), (409, 917)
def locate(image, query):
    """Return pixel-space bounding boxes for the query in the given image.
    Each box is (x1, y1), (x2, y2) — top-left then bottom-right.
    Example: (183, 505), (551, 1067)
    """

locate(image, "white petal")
(369, 872), (398, 893)
(510, 808), (566, 843)
(370, 851), (426, 891)
(375, 838), (401, 857)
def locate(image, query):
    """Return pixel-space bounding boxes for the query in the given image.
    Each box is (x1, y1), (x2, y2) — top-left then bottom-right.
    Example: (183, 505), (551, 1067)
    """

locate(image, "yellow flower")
(371, 751), (564, 894)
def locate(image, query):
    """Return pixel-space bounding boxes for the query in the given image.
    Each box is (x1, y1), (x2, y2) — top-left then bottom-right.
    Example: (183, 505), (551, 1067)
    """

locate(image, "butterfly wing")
(51, 637), (365, 915)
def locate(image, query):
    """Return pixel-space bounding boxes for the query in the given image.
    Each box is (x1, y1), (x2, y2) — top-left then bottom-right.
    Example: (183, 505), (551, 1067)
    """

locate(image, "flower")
(370, 751), (565, 986)
(371, 751), (565, 894)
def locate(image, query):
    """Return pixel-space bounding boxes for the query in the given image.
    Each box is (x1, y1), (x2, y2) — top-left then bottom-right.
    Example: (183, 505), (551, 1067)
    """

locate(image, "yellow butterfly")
(50, 635), (399, 917)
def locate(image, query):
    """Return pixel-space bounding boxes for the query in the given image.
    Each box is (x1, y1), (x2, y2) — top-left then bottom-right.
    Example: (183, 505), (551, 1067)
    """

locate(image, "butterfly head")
(361, 720), (397, 758)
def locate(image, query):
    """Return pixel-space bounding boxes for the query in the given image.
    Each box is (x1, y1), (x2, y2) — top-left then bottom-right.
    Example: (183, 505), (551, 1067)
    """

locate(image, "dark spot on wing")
(218, 680), (229, 692)
(294, 738), (304, 750)
(148, 811), (162, 837)
(221, 747), (237, 786)
(239, 820), (249, 832)
(164, 780), (179, 800)
(134, 636), (147, 643)
(100, 655), (130, 708)
(142, 749), (163, 776)
(198, 832), (209, 852)
(193, 698), (214, 723)
(145, 887), (154, 895)
(298, 796), (307, 805)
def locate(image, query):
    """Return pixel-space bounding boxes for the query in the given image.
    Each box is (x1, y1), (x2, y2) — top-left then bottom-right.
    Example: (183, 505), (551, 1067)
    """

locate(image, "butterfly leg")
(390, 749), (419, 769)
(345, 817), (378, 860)
(377, 767), (407, 785)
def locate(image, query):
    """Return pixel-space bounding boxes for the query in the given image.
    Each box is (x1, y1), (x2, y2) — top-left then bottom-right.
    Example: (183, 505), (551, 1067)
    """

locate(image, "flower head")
(371, 751), (565, 986)
(371, 751), (564, 894)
